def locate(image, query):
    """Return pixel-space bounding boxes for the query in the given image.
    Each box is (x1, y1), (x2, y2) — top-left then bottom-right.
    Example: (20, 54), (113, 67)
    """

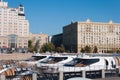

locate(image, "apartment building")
(63, 19), (120, 53)
(0, 1), (29, 53)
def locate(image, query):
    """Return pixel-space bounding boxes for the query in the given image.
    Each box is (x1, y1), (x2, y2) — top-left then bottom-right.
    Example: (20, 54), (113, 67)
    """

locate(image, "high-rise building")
(0, 1), (29, 53)
(63, 19), (120, 53)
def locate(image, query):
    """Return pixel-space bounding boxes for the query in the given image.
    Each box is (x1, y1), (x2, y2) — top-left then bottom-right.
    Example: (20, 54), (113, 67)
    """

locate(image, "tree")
(34, 40), (40, 52)
(56, 45), (65, 53)
(93, 46), (98, 53)
(28, 40), (34, 52)
(56, 47), (61, 53)
(60, 45), (65, 52)
(116, 50), (120, 53)
(81, 48), (85, 53)
(84, 45), (91, 53)
(40, 43), (55, 52)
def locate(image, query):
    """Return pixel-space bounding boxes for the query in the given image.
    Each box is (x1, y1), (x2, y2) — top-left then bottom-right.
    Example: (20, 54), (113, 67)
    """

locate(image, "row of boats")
(0, 53), (120, 79)
(0, 53), (120, 80)
(22, 53), (120, 73)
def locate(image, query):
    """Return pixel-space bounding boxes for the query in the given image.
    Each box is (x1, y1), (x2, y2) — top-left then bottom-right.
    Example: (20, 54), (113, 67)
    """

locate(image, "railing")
(36, 64), (117, 73)
(36, 64), (120, 80)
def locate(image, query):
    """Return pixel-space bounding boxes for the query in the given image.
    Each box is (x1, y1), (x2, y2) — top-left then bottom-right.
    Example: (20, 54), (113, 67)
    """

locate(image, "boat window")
(25, 56), (46, 61)
(40, 57), (68, 64)
(64, 58), (99, 67)
(105, 60), (108, 66)
(64, 58), (82, 66)
(83, 59), (99, 65)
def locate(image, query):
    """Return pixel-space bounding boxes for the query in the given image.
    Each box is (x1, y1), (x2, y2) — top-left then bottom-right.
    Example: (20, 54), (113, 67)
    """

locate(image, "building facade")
(29, 33), (49, 50)
(0, 1), (29, 53)
(51, 33), (63, 47)
(63, 19), (120, 53)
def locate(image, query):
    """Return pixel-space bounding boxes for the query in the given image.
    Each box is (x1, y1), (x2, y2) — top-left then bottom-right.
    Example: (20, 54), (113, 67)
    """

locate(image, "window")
(20, 8), (23, 11)
(3, 42), (5, 44)
(41, 57), (68, 63)
(64, 58), (99, 67)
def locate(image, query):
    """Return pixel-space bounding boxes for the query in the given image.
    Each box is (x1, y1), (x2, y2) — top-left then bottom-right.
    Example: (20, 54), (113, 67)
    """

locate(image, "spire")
(19, 4), (23, 7)
(18, 4), (25, 16)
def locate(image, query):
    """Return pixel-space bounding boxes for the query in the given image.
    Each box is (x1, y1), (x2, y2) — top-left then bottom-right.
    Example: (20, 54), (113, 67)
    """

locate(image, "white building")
(0, 0), (29, 53)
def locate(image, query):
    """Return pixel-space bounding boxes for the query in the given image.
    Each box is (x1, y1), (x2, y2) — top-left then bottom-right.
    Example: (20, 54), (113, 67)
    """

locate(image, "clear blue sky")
(4, 0), (120, 35)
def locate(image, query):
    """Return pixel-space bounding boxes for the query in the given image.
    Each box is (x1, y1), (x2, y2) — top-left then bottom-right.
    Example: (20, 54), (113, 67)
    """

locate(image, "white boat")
(20, 53), (50, 65)
(36, 54), (77, 72)
(59, 56), (120, 72)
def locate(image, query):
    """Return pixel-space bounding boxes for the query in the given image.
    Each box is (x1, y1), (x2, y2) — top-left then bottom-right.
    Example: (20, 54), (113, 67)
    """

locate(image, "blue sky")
(4, 0), (120, 35)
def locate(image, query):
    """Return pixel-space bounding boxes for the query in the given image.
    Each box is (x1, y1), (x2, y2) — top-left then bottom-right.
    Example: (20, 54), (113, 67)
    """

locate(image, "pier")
(36, 68), (120, 80)
(0, 53), (120, 80)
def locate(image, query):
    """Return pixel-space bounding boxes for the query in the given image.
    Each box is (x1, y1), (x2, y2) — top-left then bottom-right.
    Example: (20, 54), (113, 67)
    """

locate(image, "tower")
(18, 4), (25, 16)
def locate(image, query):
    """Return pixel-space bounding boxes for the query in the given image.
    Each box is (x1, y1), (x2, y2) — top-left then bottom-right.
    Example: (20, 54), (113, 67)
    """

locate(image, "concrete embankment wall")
(0, 53), (33, 60)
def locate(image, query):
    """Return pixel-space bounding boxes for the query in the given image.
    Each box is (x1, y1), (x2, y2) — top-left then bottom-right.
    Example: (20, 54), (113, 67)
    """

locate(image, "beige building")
(29, 33), (49, 49)
(0, 1), (29, 53)
(63, 19), (120, 53)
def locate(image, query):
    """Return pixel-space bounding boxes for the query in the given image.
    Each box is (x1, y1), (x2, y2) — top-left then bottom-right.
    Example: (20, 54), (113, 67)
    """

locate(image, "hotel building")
(63, 19), (120, 53)
(0, 0), (29, 53)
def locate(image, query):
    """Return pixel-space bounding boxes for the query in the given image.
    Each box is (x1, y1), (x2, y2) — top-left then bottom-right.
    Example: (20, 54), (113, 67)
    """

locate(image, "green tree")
(84, 45), (91, 53)
(116, 50), (120, 53)
(28, 40), (34, 52)
(56, 45), (65, 53)
(34, 40), (40, 52)
(56, 47), (61, 53)
(93, 46), (98, 53)
(81, 48), (85, 53)
(40, 43), (55, 52)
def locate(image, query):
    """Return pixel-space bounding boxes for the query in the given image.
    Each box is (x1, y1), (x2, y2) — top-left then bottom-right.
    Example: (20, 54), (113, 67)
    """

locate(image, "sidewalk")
(0, 53), (33, 60)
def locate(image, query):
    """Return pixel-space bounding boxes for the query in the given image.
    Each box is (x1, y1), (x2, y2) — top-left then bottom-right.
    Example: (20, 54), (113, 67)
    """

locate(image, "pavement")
(0, 53), (33, 60)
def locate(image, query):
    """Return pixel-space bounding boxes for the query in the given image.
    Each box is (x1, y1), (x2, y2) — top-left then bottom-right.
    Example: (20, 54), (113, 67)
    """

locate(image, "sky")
(3, 0), (120, 36)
